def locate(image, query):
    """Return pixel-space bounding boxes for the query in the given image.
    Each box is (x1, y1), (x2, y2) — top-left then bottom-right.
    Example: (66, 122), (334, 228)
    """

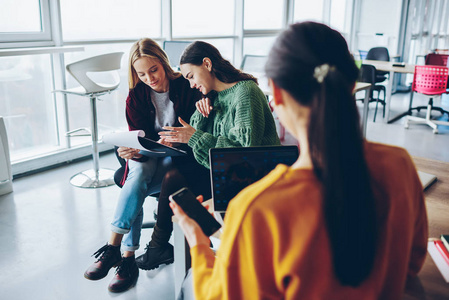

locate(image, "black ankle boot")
(135, 243), (174, 270)
(84, 244), (121, 280)
(108, 255), (139, 293)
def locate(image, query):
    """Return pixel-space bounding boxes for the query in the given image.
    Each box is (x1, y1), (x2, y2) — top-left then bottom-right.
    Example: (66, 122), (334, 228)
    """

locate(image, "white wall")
(357, 0), (403, 55)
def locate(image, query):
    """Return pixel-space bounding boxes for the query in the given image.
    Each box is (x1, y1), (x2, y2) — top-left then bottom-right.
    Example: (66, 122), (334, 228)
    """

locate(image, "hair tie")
(313, 64), (334, 83)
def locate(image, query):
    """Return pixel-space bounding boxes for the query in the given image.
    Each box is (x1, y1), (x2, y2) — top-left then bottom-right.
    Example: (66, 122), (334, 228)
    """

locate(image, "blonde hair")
(128, 38), (181, 89)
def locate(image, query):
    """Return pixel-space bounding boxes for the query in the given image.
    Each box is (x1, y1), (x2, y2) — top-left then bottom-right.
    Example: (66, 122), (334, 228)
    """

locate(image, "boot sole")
(136, 257), (174, 271)
(84, 262), (120, 281)
(108, 273), (139, 293)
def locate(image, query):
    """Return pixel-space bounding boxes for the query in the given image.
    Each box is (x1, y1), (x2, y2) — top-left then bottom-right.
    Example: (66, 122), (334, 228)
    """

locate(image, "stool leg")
(69, 95), (115, 188)
(90, 96), (100, 181)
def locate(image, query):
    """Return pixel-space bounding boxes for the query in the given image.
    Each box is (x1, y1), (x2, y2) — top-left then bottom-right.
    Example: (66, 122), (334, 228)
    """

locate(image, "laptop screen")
(209, 145), (299, 212)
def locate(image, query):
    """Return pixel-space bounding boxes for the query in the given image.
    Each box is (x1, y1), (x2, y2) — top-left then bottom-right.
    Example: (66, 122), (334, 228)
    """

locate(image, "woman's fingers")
(196, 195), (204, 203)
(196, 98), (212, 117)
(117, 147), (139, 159)
(169, 201), (211, 248)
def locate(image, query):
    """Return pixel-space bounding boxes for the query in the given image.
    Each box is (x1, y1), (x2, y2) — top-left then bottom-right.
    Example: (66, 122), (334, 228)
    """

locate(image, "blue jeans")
(110, 156), (172, 251)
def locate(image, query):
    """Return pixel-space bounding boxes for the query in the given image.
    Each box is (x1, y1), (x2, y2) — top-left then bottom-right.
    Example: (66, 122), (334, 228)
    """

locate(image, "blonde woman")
(84, 38), (201, 293)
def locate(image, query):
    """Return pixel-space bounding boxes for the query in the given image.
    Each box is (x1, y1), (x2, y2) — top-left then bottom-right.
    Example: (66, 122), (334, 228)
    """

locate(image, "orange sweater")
(190, 142), (428, 299)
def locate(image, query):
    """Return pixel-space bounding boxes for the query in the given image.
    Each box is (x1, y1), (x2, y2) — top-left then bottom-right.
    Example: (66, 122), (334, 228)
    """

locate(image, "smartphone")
(170, 187), (222, 236)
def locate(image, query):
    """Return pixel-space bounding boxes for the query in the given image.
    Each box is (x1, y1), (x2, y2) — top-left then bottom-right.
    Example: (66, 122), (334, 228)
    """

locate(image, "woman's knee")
(128, 159), (157, 179)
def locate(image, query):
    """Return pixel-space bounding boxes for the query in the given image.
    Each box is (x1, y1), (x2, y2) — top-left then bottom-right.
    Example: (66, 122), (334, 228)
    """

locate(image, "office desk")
(173, 157), (449, 299)
(363, 60), (415, 123)
(354, 82), (372, 137)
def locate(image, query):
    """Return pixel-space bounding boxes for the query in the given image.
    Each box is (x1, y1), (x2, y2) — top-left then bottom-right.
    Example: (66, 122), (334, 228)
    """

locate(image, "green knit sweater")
(188, 80), (280, 168)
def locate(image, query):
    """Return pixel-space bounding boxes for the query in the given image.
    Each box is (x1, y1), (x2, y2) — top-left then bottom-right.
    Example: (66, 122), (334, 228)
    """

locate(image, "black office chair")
(366, 47), (390, 81)
(358, 64), (386, 122)
(113, 147), (157, 228)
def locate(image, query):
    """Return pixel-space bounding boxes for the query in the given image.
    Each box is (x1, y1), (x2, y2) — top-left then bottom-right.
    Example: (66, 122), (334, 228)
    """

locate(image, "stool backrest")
(412, 65), (449, 95)
(66, 52), (124, 93)
(240, 55), (267, 73)
(425, 53), (449, 66)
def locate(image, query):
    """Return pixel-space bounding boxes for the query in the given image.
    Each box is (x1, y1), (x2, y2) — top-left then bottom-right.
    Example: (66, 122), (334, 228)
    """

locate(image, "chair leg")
(373, 98), (379, 122)
(405, 98), (439, 133)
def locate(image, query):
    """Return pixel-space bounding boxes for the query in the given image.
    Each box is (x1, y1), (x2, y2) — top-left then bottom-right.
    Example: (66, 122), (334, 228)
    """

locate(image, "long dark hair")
(266, 22), (377, 287)
(180, 41), (258, 84)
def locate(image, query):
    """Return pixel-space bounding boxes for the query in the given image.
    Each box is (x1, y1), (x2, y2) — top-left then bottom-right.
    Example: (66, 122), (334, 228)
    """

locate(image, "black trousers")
(150, 158), (212, 247)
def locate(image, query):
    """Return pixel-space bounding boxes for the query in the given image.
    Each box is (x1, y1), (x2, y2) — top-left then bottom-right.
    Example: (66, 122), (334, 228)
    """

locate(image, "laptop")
(209, 145), (299, 221)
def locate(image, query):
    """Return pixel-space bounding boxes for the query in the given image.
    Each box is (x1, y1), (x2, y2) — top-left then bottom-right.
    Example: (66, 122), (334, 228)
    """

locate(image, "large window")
(243, 36), (277, 56)
(294, 0), (324, 23)
(0, 0), (51, 43)
(330, 0), (348, 33)
(244, 0), (284, 30)
(60, 0), (161, 41)
(0, 54), (58, 161)
(172, 0), (235, 37)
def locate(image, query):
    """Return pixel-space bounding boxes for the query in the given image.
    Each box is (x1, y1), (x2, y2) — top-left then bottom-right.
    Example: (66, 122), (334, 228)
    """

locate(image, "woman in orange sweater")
(171, 22), (428, 300)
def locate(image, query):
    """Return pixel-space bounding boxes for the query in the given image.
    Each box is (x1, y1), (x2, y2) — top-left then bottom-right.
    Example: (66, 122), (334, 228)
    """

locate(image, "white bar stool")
(54, 52), (124, 188)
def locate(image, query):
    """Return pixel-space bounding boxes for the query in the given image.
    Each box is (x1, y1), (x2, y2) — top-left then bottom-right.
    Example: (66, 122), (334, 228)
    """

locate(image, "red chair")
(405, 65), (449, 133)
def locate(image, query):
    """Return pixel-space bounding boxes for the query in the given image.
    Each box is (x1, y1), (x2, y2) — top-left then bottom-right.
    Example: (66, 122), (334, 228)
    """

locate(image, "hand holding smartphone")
(169, 187), (222, 236)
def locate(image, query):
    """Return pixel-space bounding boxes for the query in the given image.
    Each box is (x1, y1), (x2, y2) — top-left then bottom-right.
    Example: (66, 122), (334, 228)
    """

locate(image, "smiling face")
(180, 59), (215, 95)
(133, 57), (169, 93)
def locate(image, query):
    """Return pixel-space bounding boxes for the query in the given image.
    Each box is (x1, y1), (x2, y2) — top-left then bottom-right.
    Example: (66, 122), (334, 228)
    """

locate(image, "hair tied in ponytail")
(313, 64), (335, 83)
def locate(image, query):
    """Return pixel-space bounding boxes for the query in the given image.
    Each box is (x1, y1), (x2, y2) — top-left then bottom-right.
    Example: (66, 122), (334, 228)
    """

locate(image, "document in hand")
(102, 130), (187, 157)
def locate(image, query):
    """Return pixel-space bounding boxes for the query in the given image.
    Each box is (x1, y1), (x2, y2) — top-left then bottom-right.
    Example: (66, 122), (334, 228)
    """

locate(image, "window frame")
(0, 0), (52, 45)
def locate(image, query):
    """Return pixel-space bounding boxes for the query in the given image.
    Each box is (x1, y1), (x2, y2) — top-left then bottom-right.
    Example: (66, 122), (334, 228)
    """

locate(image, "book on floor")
(102, 130), (187, 157)
(428, 239), (449, 283)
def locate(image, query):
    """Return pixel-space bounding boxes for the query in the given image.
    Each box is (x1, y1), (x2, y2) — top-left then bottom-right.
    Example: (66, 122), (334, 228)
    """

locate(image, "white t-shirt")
(150, 89), (177, 132)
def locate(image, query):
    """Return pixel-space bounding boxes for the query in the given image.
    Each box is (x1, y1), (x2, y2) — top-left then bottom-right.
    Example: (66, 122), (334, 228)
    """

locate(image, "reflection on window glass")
(187, 39), (234, 65)
(60, 0), (160, 40)
(64, 44), (131, 147)
(244, 36), (277, 56)
(244, 0), (283, 29)
(0, 0), (41, 32)
(294, 0), (324, 23)
(330, 0), (347, 33)
(0, 55), (58, 161)
(172, 0), (234, 37)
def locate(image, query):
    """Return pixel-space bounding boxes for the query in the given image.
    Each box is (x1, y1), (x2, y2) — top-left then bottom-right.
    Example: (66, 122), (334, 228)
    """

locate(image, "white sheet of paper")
(102, 130), (146, 150)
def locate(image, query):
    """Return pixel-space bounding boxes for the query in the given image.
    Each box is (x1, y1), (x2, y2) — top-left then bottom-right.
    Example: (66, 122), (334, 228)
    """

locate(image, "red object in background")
(435, 240), (449, 265)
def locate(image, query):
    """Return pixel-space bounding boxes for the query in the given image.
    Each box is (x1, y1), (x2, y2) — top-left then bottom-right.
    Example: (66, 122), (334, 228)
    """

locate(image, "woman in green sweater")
(135, 41), (280, 270)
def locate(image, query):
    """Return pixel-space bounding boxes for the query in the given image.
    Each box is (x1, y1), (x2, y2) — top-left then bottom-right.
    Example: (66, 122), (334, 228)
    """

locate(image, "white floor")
(0, 91), (448, 300)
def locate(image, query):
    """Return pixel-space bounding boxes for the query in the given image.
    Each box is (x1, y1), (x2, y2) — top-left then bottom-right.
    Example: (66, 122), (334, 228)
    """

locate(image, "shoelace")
(115, 259), (131, 277)
(143, 242), (151, 252)
(92, 244), (116, 263)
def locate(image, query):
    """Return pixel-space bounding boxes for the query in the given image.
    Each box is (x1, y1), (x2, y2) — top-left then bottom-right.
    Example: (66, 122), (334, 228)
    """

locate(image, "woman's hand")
(117, 146), (142, 160)
(159, 117), (196, 143)
(169, 195), (211, 248)
(157, 138), (174, 148)
(196, 97), (213, 118)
